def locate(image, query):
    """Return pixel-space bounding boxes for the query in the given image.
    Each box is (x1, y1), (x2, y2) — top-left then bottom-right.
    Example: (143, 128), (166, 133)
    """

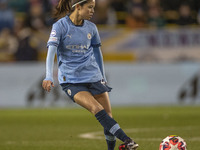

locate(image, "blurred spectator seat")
(14, 16), (38, 61)
(163, 10), (179, 25)
(91, 0), (117, 25)
(147, 6), (166, 28)
(15, 27), (38, 61)
(0, 0), (14, 32)
(161, 0), (181, 11)
(146, 0), (166, 28)
(126, 5), (147, 29)
(111, 0), (128, 24)
(8, 0), (29, 13)
(176, 3), (197, 26)
(0, 28), (18, 61)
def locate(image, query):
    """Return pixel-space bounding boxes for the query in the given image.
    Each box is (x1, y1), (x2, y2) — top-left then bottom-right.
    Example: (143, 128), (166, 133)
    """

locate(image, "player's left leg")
(94, 92), (116, 150)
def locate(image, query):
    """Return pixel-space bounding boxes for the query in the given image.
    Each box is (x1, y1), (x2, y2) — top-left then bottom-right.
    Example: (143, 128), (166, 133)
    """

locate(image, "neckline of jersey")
(66, 15), (85, 27)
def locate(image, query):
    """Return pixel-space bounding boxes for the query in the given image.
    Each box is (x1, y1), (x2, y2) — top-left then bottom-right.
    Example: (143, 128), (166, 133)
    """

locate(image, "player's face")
(79, 0), (95, 20)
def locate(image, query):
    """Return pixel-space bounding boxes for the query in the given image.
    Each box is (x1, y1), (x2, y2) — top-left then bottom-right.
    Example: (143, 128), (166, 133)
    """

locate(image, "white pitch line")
(79, 131), (103, 139)
(78, 126), (200, 141)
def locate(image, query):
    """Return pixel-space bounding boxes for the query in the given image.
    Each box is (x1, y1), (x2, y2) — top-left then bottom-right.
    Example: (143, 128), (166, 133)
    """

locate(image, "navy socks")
(104, 129), (116, 150)
(95, 109), (130, 142)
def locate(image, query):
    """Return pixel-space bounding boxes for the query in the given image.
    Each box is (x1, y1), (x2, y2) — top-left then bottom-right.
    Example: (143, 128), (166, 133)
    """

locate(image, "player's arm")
(91, 24), (106, 82)
(93, 46), (107, 82)
(42, 45), (57, 92)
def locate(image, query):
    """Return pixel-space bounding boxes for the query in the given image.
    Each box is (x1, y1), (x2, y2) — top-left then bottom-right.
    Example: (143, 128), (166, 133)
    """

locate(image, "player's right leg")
(74, 91), (138, 150)
(93, 92), (139, 150)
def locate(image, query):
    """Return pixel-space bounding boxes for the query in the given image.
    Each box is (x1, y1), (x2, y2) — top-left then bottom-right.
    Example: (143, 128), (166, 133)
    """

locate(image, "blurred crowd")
(92, 0), (200, 27)
(0, 0), (200, 61)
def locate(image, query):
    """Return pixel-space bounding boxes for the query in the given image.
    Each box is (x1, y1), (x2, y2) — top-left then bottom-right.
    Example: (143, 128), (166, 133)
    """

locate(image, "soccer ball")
(159, 135), (187, 150)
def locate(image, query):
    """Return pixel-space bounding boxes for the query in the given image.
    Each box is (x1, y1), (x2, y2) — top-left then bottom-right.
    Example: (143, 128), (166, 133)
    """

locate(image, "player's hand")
(42, 80), (54, 92)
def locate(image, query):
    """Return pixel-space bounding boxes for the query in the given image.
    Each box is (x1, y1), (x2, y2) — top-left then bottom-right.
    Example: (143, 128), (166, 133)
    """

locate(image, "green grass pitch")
(0, 106), (200, 150)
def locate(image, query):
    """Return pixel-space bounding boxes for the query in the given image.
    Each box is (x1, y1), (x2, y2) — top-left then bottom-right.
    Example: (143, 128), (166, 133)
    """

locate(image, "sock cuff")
(109, 123), (120, 134)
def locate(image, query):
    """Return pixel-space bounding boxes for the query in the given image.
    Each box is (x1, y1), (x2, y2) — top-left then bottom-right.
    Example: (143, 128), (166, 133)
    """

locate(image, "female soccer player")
(42, 0), (139, 150)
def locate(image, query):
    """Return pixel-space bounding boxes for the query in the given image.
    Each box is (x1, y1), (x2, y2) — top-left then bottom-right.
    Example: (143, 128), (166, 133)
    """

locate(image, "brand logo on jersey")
(67, 89), (72, 96)
(50, 30), (56, 37)
(87, 33), (92, 39)
(66, 44), (90, 50)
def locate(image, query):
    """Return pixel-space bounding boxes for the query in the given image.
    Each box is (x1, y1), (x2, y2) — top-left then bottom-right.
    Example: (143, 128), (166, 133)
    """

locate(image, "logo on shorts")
(67, 89), (72, 96)
(101, 79), (106, 85)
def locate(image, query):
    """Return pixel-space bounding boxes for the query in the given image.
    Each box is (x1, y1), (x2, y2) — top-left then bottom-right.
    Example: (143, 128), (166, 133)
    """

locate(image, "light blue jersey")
(47, 15), (103, 84)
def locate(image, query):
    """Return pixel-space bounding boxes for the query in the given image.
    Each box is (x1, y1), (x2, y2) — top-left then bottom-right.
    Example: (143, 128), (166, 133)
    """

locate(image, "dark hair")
(53, 0), (89, 19)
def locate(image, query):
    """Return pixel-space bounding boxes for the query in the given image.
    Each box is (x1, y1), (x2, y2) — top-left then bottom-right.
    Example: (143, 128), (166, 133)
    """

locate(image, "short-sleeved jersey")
(47, 15), (103, 84)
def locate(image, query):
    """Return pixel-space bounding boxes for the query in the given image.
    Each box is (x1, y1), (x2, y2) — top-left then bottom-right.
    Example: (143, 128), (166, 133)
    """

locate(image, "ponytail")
(53, 0), (72, 20)
(53, 0), (90, 20)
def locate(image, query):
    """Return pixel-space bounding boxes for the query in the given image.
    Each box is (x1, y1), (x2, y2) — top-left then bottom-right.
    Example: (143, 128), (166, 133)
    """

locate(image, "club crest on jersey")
(67, 34), (72, 38)
(50, 30), (56, 37)
(87, 33), (92, 39)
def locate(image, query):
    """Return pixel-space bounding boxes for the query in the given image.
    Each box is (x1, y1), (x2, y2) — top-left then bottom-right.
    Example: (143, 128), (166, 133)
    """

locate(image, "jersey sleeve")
(91, 24), (101, 47)
(93, 46), (106, 82)
(44, 45), (57, 82)
(47, 22), (62, 47)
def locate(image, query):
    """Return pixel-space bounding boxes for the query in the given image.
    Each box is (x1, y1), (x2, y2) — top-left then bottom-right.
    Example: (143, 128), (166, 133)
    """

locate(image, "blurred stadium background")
(1, 0), (200, 107)
(0, 0), (200, 149)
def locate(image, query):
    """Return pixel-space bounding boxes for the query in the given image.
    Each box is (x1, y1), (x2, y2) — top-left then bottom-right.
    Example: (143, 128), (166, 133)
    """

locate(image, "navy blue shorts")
(60, 80), (112, 102)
